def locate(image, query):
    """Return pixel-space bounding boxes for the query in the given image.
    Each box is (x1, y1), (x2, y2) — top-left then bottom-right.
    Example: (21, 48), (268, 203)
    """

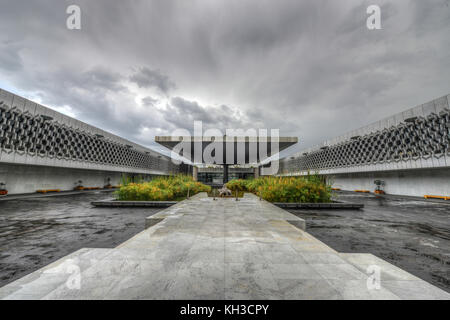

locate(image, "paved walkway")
(1, 193), (449, 299)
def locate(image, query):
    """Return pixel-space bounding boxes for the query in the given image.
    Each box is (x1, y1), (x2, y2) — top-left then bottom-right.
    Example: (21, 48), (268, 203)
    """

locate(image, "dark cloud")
(165, 96), (254, 132)
(130, 67), (176, 94)
(0, 0), (449, 157)
(80, 67), (126, 92)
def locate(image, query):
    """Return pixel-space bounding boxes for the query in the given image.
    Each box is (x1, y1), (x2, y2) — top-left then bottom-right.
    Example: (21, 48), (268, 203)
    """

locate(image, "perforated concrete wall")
(0, 89), (186, 176)
(280, 94), (450, 176)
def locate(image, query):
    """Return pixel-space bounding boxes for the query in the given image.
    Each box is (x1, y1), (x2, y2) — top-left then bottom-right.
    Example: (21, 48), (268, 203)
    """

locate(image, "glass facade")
(198, 172), (254, 185)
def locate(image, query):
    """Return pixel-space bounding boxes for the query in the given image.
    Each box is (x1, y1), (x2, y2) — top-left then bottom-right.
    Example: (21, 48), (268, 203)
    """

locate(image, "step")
(339, 253), (450, 300)
(1, 248), (114, 300)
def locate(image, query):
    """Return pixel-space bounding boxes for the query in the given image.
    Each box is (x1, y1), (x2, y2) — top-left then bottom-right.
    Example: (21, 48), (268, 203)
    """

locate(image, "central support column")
(223, 164), (229, 184)
(254, 166), (260, 179)
(193, 166), (198, 182)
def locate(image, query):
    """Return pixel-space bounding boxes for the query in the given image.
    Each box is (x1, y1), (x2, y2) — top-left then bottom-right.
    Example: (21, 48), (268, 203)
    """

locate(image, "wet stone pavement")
(0, 192), (162, 287)
(2, 192), (448, 300)
(1, 191), (449, 299)
(287, 192), (450, 293)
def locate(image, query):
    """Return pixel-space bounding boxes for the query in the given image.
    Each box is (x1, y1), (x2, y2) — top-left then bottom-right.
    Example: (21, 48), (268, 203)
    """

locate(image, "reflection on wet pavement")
(287, 192), (450, 293)
(0, 192), (162, 287)
(1, 191), (449, 294)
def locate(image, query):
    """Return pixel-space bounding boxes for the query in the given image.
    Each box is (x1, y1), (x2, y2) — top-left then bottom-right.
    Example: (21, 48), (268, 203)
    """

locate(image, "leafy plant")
(226, 175), (331, 203)
(225, 179), (249, 192)
(115, 175), (211, 201)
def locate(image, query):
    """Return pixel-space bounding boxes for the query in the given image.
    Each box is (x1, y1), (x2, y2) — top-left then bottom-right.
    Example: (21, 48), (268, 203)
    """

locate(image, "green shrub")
(115, 175), (211, 201)
(245, 178), (267, 193)
(226, 175), (331, 203)
(226, 179), (249, 192)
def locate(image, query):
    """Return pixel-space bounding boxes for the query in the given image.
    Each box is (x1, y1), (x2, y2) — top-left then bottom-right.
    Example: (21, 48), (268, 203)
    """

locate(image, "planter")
(36, 189), (60, 194)
(274, 200), (363, 210)
(91, 199), (177, 208)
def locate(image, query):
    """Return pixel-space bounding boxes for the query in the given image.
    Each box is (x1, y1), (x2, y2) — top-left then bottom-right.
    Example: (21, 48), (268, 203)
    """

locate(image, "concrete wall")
(280, 94), (450, 175)
(0, 88), (193, 194)
(0, 88), (183, 175)
(278, 94), (450, 197)
(0, 163), (157, 195)
(330, 168), (450, 197)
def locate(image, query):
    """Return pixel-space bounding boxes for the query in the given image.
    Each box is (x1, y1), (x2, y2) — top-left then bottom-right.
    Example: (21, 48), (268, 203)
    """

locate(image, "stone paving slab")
(1, 192), (449, 300)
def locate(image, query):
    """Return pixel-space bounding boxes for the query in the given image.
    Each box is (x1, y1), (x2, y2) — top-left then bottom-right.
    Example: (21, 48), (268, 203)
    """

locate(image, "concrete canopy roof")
(155, 136), (298, 164)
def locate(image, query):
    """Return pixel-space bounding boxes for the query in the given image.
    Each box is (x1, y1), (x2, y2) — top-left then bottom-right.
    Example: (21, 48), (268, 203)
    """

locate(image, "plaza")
(1, 89), (450, 300)
(1, 193), (448, 299)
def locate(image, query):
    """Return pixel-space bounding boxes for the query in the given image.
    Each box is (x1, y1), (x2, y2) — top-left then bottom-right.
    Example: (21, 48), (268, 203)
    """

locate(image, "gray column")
(254, 166), (260, 179)
(193, 166), (198, 181)
(223, 164), (229, 184)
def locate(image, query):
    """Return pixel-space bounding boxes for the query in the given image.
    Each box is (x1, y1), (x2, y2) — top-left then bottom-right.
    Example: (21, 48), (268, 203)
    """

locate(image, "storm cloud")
(0, 0), (449, 156)
(130, 67), (176, 94)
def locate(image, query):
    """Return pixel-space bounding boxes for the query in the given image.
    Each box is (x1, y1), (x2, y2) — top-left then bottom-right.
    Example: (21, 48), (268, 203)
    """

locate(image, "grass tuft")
(115, 175), (211, 201)
(226, 174), (331, 203)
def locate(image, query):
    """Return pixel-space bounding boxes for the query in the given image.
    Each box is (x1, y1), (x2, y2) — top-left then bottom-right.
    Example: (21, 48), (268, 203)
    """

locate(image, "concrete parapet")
(0, 162), (156, 195)
(329, 168), (450, 197)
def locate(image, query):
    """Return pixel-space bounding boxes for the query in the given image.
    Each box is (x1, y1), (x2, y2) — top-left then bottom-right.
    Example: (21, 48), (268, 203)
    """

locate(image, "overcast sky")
(1, 0), (449, 157)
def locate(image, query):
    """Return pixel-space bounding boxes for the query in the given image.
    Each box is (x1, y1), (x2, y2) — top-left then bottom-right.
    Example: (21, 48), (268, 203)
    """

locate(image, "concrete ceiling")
(155, 136), (298, 164)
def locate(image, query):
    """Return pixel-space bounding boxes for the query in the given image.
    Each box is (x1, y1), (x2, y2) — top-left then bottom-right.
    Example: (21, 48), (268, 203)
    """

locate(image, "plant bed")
(114, 175), (211, 201)
(274, 200), (363, 210)
(226, 175), (332, 203)
(91, 199), (177, 208)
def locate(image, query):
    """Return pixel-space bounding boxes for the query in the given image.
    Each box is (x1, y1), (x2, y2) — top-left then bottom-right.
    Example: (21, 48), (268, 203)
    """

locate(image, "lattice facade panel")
(0, 89), (186, 175)
(280, 95), (450, 175)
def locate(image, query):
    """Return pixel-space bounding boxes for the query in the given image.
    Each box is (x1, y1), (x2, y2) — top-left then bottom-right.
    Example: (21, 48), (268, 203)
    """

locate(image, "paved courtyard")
(1, 193), (449, 300)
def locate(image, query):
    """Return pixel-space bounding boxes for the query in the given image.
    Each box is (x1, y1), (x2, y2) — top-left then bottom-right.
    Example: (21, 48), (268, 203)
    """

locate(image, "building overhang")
(155, 136), (298, 165)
